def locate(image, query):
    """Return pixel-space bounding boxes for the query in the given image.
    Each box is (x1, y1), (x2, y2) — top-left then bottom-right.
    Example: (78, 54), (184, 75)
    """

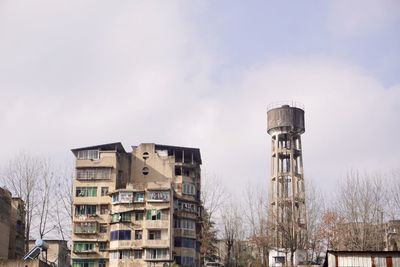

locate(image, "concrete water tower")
(267, 102), (307, 265)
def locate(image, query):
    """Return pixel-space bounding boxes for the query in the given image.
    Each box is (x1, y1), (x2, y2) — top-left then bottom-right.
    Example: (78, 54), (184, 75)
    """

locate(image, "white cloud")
(0, 1), (399, 200)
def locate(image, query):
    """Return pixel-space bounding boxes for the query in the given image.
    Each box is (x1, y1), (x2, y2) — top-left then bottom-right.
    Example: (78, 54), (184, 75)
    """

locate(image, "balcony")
(74, 196), (110, 205)
(145, 220), (170, 229)
(109, 240), (142, 250)
(174, 229), (196, 238)
(76, 155), (116, 168)
(143, 239), (169, 248)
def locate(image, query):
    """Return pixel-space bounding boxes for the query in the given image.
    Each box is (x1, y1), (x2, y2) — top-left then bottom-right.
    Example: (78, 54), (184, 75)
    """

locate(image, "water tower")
(267, 102), (307, 265)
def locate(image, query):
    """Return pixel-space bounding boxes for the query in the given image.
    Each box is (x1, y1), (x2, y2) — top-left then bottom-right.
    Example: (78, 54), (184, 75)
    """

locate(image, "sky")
(0, 0), (399, 199)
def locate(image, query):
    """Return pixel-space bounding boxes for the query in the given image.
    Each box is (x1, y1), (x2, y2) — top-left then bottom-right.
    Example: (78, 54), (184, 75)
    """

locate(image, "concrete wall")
(9, 198), (25, 259)
(0, 259), (51, 267)
(0, 188), (11, 260)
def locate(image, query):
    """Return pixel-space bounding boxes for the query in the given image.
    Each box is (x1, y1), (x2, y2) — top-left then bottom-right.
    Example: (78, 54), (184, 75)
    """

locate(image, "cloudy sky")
(1, 0), (399, 197)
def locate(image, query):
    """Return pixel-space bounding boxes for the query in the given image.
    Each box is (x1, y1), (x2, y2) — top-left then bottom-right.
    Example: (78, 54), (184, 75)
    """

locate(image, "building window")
(177, 256), (194, 266)
(134, 250), (142, 259)
(72, 260), (95, 267)
(99, 242), (108, 251)
(174, 237), (196, 249)
(75, 205), (96, 217)
(73, 242), (95, 253)
(76, 187), (97, 197)
(99, 224), (107, 233)
(111, 213), (120, 223)
(148, 230), (161, 240)
(174, 218), (195, 230)
(112, 192), (133, 204)
(98, 259), (106, 267)
(101, 187), (109, 196)
(135, 211), (144, 221)
(146, 249), (168, 260)
(121, 212), (131, 222)
(134, 192), (145, 202)
(74, 222), (97, 234)
(147, 191), (170, 202)
(146, 210), (161, 220)
(76, 168), (111, 180)
(77, 150), (99, 160)
(110, 250), (131, 260)
(110, 230), (131, 241)
(182, 183), (196, 195)
(175, 200), (197, 213)
(142, 167), (149, 175)
(100, 205), (109, 215)
(135, 230), (142, 240)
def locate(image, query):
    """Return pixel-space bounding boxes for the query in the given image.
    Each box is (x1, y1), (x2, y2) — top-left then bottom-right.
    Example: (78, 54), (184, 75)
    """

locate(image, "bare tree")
(334, 170), (386, 250)
(1, 152), (41, 252)
(54, 162), (74, 241)
(305, 181), (325, 263)
(202, 174), (227, 221)
(387, 170), (400, 219)
(1, 153), (72, 251)
(221, 196), (245, 267)
(244, 183), (270, 267)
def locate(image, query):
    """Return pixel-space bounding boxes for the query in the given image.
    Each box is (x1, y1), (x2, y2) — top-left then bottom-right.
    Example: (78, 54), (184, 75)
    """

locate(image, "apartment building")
(71, 143), (202, 267)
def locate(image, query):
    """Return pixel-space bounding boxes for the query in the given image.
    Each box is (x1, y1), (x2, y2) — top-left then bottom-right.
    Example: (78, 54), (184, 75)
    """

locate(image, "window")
(135, 230), (142, 240)
(74, 222), (97, 234)
(146, 210), (161, 220)
(135, 211), (144, 221)
(112, 192), (133, 204)
(121, 212), (131, 222)
(148, 230), (161, 240)
(98, 260), (106, 267)
(134, 250), (142, 259)
(73, 242), (95, 253)
(142, 167), (149, 175)
(76, 187), (97, 197)
(99, 242), (108, 251)
(110, 250), (131, 260)
(101, 187), (109, 196)
(175, 166), (182, 176)
(134, 192), (145, 202)
(147, 191), (170, 202)
(175, 201), (196, 213)
(110, 230), (131, 241)
(174, 218), (195, 230)
(76, 168), (111, 180)
(100, 205), (109, 215)
(75, 205), (96, 217)
(182, 183), (195, 195)
(99, 224), (107, 233)
(111, 213), (120, 223)
(174, 237), (196, 249)
(72, 260), (95, 267)
(146, 249), (168, 260)
(77, 150), (99, 160)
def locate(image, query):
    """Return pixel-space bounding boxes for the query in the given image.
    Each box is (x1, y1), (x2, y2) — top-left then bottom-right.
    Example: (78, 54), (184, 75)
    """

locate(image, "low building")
(0, 259), (51, 267)
(28, 240), (70, 267)
(323, 251), (400, 267)
(0, 187), (26, 260)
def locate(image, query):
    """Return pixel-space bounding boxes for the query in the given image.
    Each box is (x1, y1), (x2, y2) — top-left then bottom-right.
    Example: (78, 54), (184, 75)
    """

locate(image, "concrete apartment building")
(71, 142), (202, 267)
(0, 187), (25, 260)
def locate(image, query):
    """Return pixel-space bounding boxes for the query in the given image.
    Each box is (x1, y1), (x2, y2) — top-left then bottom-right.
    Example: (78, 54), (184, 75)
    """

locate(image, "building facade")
(0, 187), (25, 260)
(71, 143), (202, 267)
